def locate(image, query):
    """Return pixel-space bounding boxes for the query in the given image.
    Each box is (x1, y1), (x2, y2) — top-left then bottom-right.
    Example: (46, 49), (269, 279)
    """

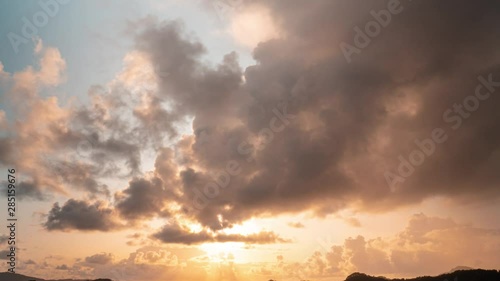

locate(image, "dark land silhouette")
(267, 269), (500, 281)
(0, 272), (111, 281)
(342, 269), (500, 281)
(1, 268), (499, 281)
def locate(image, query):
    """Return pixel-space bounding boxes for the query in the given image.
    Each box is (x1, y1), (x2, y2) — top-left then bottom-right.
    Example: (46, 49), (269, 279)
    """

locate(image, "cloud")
(0, 180), (51, 201)
(36, 44), (66, 86)
(0, 250), (9, 260)
(85, 253), (114, 265)
(26, 211), (500, 281)
(0, 235), (8, 244)
(8, 41), (65, 101)
(3, 0), (500, 245)
(115, 177), (171, 220)
(115, 148), (180, 221)
(0, 42), (119, 200)
(152, 223), (215, 245)
(227, 3), (282, 48)
(25, 259), (37, 265)
(129, 248), (178, 265)
(343, 217), (362, 228)
(48, 161), (110, 197)
(56, 264), (69, 270)
(133, 0), (500, 231)
(44, 199), (123, 231)
(13, 181), (51, 201)
(57, 246), (281, 281)
(68, 247), (205, 281)
(278, 214), (500, 278)
(152, 222), (289, 245)
(0, 110), (6, 130)
(288, 222), (305, 228)
(0, 41), (172, 201)
(216, 231), (291, 244)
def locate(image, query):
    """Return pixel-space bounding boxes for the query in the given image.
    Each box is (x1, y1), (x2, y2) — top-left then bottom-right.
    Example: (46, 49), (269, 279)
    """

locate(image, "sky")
(0, 0), (500, 281)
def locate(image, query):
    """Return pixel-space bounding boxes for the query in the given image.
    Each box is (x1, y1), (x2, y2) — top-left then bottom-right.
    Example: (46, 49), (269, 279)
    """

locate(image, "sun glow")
(228, 4), (282, 48)
(199, 242), (243, 261)
(198, 220), (268, 263)
(222, 219), (260, 235)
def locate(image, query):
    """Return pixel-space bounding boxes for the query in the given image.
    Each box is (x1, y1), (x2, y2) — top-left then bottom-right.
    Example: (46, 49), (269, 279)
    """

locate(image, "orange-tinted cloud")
(278, 214), (500, 278)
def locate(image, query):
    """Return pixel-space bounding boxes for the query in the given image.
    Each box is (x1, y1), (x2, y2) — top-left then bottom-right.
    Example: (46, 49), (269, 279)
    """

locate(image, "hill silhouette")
(2, 269), (499, 281)
(0, 272), (111, 281)
(344, 269), (500, 281)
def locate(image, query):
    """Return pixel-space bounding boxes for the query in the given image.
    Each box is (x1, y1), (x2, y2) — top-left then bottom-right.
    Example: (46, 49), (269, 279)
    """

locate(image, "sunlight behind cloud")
(199, 241), (259, 264)
(227, 4), (281, 48)
(2, 1), (500, 280)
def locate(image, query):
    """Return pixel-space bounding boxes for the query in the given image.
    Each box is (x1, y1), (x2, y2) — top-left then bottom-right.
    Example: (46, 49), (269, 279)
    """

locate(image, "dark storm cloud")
(152, 223), (213, 245)
(0, 250), (10, 260)
(115, 147), (181, 220)
(16, 181), (51, 200)
(55, 264), (69, 270)
(0, 181), (50, 201)
(134, 19), (244, 131)
(48, 160), (110, 196)
(130, 0), (500, 232)
(84, 253), (114, 265)
(0, 139), (14, 165)
(44, 199), (122, 231)
(115, 177), (171, 220)
(152, 222), (289, 245)
(42, 149), (181, 232)
(16, 0), (500, 241)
